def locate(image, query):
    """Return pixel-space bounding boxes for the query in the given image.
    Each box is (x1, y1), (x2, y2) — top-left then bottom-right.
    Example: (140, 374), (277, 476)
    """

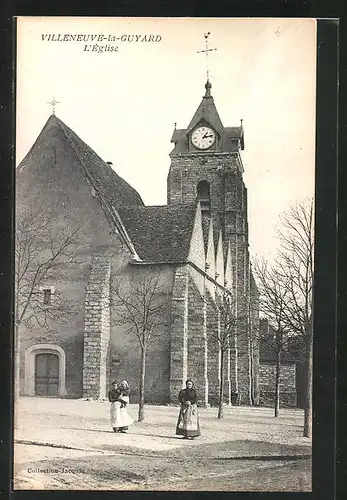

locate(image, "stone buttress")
(82, 255), (111, 399)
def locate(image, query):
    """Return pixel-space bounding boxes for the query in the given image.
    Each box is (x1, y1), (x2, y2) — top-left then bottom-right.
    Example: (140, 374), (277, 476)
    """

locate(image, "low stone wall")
(259, 362), (297, 407)
(259, 391), (297, 408)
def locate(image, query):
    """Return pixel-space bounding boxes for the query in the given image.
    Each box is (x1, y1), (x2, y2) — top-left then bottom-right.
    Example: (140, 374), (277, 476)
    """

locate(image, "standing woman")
(108, 380), (134, 433)
(176, 379), (201, 439)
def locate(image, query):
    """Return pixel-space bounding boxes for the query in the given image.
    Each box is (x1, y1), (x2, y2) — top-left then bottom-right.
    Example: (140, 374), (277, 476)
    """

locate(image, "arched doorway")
(35, 352), (59, 396)
(25, 344), (66, 397)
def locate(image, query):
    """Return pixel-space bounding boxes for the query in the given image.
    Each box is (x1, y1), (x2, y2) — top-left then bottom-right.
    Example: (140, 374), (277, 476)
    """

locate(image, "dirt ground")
(13, 397), (312, 491)
(14, 443), (311, 491)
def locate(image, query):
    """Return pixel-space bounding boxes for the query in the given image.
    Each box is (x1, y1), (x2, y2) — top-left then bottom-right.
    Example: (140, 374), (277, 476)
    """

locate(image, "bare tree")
(254, 198), (314, 435)
(276, 198), (314, 438)
(110, 272), (170, 422)
(248, 274), (260, 406)
(253, 258), (293, 417)
(212, 291), (238, 419)
(15, 209), (80, 413)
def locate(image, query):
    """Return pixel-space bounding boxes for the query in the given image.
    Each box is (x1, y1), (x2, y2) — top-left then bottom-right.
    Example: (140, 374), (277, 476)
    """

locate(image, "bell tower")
(167, 78), (256, 401)
(167, 79), (248, 259)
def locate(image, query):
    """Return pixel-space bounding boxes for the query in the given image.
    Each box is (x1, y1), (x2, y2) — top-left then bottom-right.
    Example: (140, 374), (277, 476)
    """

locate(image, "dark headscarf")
(179, 379), (197, 403)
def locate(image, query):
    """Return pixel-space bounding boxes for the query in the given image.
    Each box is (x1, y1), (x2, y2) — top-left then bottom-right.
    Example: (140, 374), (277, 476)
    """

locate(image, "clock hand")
(203, 133), (214, 139)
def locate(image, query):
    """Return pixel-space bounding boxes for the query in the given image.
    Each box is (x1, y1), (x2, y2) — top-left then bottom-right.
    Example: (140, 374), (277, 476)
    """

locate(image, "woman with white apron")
(108, 380), (134, 433)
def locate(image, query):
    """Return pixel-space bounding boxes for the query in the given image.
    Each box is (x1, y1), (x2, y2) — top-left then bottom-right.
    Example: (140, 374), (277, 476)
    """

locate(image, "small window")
(40, 286), (55, 306)
(43, 289), (52, 305)
(196, 180), (211, 212)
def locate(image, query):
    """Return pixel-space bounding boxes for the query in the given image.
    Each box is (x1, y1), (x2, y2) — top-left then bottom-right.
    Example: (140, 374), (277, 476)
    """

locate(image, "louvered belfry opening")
(196, 180), (211, 212)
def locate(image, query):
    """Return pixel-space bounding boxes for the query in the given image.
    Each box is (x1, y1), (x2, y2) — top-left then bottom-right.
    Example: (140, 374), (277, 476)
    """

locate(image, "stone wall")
(259, 363), (297, 407)
(169, 265), (189, 401)
(108, 262), (174, 405)
(168, 264), (260, 408)
(167, 153), (241, 237)
(187, 276), (208, 405)
(82, 255), (111, 399)
(167, 149), (259, 407)
(206, 291), (220, 405)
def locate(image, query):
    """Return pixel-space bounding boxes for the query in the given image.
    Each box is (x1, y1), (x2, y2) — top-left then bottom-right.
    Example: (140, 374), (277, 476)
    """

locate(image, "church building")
(16, 79), (260, 406)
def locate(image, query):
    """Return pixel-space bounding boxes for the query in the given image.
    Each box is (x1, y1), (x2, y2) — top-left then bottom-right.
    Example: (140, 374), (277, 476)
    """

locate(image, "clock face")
(191, 126), (216, 150)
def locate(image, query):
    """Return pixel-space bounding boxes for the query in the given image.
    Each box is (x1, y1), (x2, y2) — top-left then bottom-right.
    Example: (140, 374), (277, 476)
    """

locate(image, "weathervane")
(197, 32), (217, 81)
(48, 96), (60, 115)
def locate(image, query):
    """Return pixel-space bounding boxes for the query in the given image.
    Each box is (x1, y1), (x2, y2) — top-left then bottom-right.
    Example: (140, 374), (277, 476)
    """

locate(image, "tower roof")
(186, 80), (224, 135)
(170, 80), (244, 155)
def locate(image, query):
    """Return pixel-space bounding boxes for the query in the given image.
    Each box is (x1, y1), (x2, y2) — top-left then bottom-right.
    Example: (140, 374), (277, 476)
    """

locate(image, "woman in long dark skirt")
(175, 379), (201, 439)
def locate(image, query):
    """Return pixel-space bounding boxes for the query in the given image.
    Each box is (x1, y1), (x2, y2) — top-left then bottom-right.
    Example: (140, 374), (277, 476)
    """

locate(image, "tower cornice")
(170, 151), (239, 159)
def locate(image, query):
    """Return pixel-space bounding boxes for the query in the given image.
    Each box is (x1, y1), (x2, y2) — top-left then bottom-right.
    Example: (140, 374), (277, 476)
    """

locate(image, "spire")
(187, 80), (223, 134)
(204, 79), (212, 98)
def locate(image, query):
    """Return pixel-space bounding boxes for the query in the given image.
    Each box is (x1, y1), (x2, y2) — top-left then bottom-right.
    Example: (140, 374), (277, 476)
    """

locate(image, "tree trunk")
(250, 338), (254, 405)
(247, 334), (253, 406)
(14, 322), (20, 429)
(138, 346), (146, 422)
(218, 349), (225, 419)
(234, 335), (239, 397)
(274, 351), (281, 417)
(227, 347), (231, 406)
(303, 338), (313, 438)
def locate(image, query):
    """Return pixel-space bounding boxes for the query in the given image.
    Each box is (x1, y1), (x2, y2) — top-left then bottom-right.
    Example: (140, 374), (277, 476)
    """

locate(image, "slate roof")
(118, 205), (197, 263)
(18, 114), (144, 209)
(187, 82), (224, 135)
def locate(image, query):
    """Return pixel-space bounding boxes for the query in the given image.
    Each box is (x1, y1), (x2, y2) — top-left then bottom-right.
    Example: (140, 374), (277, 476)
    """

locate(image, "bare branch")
(15, 208), (81, 332)
(253, 197), (314, 353)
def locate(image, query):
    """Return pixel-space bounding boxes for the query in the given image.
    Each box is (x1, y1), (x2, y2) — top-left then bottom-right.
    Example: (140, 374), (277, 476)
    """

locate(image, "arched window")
(196, 180), (211, 212)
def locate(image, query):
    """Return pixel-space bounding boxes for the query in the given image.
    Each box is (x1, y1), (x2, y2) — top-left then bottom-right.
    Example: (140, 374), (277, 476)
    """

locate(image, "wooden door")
(35, 353), (59, 396)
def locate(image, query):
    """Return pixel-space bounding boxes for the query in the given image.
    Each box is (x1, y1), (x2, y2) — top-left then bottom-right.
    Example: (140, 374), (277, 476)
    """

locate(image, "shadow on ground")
(98, 439), (311, 460)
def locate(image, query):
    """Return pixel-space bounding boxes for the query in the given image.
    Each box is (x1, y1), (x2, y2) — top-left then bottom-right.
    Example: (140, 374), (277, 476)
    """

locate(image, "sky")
(16, 17), (317, 261)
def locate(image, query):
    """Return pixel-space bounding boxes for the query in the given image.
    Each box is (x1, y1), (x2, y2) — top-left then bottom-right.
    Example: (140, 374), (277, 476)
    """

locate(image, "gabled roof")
(118, 205), (197, 263)
(17, 114), (144, 209)
(222, 127), (244, 150)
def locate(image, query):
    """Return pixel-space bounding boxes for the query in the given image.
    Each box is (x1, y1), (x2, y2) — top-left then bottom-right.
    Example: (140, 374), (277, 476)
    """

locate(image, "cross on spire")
(48, 97), (60, 115)
(197, 32), (217, 81)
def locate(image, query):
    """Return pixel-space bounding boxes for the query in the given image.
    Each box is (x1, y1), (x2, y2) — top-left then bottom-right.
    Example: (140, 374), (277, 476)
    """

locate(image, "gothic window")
(196, 180), (211, 212)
